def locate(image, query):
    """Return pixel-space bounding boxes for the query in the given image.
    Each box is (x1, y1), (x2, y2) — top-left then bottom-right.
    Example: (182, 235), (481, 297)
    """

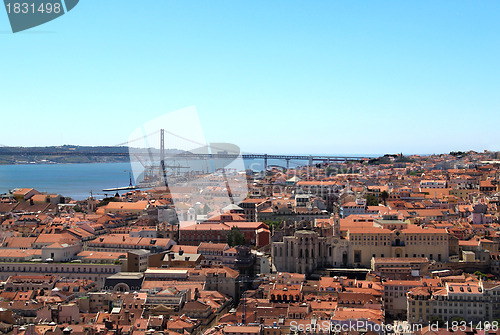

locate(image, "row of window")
(377, 253), (442, 260)
(352, 241), (444, 246)
(275, 245), (330, 258)
(0, 265), (117, 273)
(352, 235), (445, 241)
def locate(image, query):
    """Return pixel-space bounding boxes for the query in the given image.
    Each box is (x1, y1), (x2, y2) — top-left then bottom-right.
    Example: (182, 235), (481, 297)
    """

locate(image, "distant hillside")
(368, 154), (414, 165)
(0, 145), (183, 165)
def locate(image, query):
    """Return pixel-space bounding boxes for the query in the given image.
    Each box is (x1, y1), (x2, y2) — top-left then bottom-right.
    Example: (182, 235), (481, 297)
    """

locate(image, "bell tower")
(332, 213), (340, 236)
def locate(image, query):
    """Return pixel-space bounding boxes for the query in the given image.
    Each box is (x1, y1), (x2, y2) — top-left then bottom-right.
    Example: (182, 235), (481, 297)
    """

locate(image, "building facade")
(272, 219), (450, 273)
(408, 282), (500, 324)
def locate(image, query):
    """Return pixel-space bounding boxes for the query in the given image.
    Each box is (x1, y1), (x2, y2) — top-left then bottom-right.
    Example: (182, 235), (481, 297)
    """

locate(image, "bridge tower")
(160, 129), (165, 163)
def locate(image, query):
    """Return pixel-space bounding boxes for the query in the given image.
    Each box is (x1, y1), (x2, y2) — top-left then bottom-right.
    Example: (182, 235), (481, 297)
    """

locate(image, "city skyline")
(3, 2), (500, 332)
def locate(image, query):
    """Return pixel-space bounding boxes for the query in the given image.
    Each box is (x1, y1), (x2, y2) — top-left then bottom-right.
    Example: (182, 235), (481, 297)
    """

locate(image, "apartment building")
(84, 234), (175, 253)
(371, 257), (430, 279)
(0, 262), (122, 288)
(198, 242), (229, 262)
(179, 222), (269, 247)
(144, 266), (240, 299)
(295, 181), (343, 198)
(3, 275), (58, 292)
(127, 250), (150, 272)
(340, 198), (367, 218)
(420, 180), (447, 189)
(239, 198), (269, 222)
(383, 279), (441, 318)
(407, 282), (500, 324)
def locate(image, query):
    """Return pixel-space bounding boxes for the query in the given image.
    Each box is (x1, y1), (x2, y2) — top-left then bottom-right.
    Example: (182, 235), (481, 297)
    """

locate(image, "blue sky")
(1, 1), (499, 155)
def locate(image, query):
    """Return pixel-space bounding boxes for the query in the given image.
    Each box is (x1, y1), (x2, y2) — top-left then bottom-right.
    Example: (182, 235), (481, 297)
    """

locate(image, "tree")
(450, 316), (466, 323)
(429, 316), (444, 327)
(263, 219), (282, 233)
(365, 194), (379, 206)
(380, 191), (389, 206)
(73, 205), (84, 213)
(326, 166), (336, 176)
(474, 271), (488, 280)
(203, 204), (211, 215)
(227, 226), (246, 246)
(96, 197), (119, 207)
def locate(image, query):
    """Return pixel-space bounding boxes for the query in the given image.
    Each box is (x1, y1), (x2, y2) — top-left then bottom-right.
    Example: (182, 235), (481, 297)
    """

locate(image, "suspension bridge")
(0, 130), (370, 170)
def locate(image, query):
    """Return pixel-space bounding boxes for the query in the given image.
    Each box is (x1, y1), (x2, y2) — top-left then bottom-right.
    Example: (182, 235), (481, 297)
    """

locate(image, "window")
(354, 251), (361, 263)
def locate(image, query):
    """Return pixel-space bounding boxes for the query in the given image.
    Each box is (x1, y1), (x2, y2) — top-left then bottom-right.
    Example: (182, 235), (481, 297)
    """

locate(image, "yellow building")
(408, 282), (500, 324)
(347, 225), (449, 267)
(272, 219), (450, 273)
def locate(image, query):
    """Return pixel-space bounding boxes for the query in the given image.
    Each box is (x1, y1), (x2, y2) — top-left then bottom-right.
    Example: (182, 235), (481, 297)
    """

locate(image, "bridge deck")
(0, 150), (368, 161)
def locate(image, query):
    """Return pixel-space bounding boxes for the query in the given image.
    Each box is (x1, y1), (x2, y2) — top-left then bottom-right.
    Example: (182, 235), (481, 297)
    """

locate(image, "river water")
(0, 159), (288, 200)
(0, 155), (374, 200)
(0, 162), (133, 200)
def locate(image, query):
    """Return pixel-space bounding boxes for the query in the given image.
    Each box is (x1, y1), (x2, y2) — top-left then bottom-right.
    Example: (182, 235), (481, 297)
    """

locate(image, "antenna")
(242, 290), (246, 324)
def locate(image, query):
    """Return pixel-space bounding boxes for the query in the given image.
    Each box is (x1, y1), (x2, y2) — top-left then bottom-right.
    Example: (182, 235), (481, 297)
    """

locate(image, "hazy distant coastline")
(0, 145), (190, 165)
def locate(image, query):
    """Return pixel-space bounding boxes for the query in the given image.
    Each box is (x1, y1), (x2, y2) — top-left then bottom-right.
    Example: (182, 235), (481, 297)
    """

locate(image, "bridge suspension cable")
(113, 129), (161, 147)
